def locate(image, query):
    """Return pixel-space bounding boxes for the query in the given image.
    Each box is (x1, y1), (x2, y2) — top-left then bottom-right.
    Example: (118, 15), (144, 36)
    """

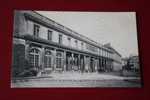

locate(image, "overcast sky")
(36, 11), (139, 58)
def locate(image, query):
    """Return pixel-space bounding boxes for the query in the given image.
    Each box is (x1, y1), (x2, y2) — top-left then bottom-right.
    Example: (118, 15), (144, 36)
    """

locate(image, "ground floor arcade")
(25, 41), (113, 75)
(12, 38), (113, 77)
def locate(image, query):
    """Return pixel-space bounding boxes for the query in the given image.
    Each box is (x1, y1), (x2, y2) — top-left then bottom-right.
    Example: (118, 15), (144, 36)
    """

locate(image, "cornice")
(14, 34), (113, 60)
(23, 11), (113, 53)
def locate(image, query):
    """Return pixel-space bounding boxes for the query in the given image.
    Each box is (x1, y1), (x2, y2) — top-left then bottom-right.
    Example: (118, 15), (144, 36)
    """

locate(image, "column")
(101, 58), (103, 71)
(78, 54), (81, 72)
(97, 58), (100, 72)
(71, 53), (74, 71)
(89, 57), (92, 72)
(84, 55), (87, 72)
(94, 58), (96, 72)
(53, 49), (56, 71)
(63, 51), (66, 72)
(41, 47), (45, 70)
(89, 57), (91, 72)
(24, 42), (30, 74)
(80, 55), (84, 73)
(106, 59), (108, 72)
(104, 59), (107, 72)
(95, 58), (98, 72)
(37, 47), (44, 77)
(25, 42), (30, 60)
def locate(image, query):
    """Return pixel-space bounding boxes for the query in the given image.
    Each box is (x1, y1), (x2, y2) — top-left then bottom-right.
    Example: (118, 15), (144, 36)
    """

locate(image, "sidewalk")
(37, 72), (141, 81)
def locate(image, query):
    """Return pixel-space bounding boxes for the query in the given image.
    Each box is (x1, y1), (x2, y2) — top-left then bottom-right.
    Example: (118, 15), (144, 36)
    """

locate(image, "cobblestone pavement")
(11, 73), (141, 88)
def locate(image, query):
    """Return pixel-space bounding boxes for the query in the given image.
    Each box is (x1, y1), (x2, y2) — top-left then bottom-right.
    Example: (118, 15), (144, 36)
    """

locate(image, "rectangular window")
(48, 30), (52, 41)
(75, 40), (78, 48)
(59, 34), (63, 44)
(33, 24), (40, 37)
(68, 37), (71, 41)
(68, 37), (71, 46)
(81, 42), (84, 50)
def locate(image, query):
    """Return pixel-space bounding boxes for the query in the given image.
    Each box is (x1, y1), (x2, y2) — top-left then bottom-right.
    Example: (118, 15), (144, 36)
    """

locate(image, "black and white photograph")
(11, 10), (141, 88)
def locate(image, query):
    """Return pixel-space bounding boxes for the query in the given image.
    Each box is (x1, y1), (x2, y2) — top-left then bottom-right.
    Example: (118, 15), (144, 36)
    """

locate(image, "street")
(11, 73), (141, 88)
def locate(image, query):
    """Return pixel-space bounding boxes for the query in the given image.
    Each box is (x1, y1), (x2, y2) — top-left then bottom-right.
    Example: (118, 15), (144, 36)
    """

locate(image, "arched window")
(44, 50), (53, 68)
(29, 48), (40, 67)
(56, 51), (64, 68)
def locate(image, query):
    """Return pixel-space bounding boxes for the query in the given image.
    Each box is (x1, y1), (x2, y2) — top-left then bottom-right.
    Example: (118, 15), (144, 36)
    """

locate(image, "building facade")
(103, 43), (122, 71)
(126, 56), (140, 72)
(12, 11), (122, 77)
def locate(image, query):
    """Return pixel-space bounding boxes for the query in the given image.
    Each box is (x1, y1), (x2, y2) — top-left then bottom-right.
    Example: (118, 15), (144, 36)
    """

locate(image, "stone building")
(127, 55), (140, 72)
(103, 43), (122, 71)
(12, 11), (122, 77)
